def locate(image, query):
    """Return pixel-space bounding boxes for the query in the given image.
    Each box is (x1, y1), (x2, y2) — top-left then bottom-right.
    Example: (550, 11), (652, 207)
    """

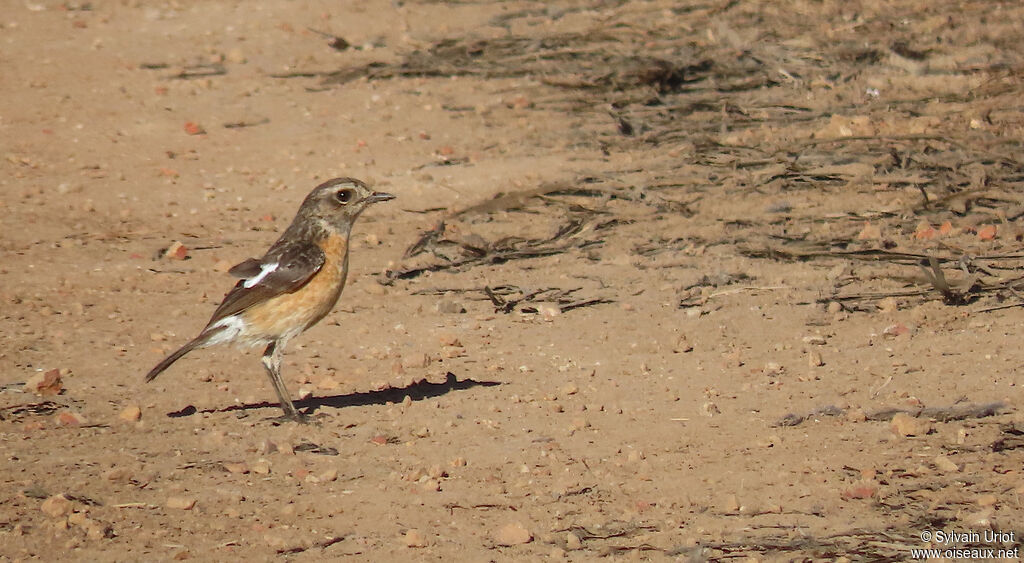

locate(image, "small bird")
(145, 177), (395, 421)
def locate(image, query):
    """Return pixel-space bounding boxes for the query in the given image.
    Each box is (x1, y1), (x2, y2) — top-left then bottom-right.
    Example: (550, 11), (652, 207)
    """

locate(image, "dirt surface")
(3, 1), (1024, 560)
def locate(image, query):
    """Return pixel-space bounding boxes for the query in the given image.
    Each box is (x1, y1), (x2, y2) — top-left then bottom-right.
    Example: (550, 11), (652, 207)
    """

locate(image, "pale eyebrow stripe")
(243, 262), (279, 288)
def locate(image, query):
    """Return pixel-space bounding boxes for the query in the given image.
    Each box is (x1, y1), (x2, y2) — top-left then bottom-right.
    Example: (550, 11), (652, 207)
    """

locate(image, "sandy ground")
(2, 0), (1024, 560)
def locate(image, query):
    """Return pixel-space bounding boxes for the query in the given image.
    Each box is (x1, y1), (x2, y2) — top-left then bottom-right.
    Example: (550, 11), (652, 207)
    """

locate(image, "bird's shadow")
(167, 372), (500, 419)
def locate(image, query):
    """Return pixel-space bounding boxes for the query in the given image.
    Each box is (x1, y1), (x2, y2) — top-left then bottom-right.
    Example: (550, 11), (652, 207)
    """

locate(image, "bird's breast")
(238, 234), (350, 343)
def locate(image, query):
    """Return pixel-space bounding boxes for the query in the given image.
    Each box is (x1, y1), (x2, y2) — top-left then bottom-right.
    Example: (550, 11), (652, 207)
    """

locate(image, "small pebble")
(166, 496), (196, 510)
(701, 402), (720, 417)
(421, 479), (441, 492)
(56, 410), (87, 426)
(412, 426), (430, 438)
(401, 353), (431, 369)
(437, 334), (462, 347)
(103, 467), (133, 482)
(883, 323), (909, 337)
(846, 408), (867, 422)
(565, 531), (583, 550)
(164, 241), (188, 260)
(441, 346), (463, 359)
(537, 303), (561, 318)
(890, 413), (931, 437)
(81, 518), (111, 541)
(878, 297), (899, 313)
(933, 454), (960, 473)
(807, 351), (824, 367)
(404, 528), (429, 547)
(118, 405), (142, 422)
(182, 122), (205, 136)
(427, 465), (446, 479)
(841, 482), (878, 500)
(26, 369), (62, 396)
(251, 460), (271, 475)
(223, 462), (249, 474)
(494, 522), (533, 546)
(40, 494), (74, 518)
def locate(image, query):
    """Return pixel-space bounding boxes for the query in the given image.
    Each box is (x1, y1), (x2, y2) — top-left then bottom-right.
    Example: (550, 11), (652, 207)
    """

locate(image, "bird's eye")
(336, 189), (354, 204)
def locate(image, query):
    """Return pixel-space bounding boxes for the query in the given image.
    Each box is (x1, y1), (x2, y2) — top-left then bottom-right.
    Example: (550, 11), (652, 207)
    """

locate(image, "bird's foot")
(266, 409), (310, 425)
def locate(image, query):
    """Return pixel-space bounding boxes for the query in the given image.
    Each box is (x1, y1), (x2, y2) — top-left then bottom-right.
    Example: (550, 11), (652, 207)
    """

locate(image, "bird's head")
(299, 177), (395, 232)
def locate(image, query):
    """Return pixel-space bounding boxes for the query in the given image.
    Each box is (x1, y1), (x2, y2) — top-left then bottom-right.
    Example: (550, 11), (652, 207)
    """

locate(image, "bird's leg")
(261, 341), (304, 422)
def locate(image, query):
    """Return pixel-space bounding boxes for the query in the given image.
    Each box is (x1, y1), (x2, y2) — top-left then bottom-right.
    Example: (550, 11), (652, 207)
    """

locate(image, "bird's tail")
(145, 338), (204, 382)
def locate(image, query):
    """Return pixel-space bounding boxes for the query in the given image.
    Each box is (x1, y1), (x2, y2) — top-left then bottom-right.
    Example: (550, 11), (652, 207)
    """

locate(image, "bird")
(145, 177), (395, 421)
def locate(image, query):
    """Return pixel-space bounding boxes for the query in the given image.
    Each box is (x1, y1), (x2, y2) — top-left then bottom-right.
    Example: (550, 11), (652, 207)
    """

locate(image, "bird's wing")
(227, 258), (263, 279)
(205, 241), (326, 326)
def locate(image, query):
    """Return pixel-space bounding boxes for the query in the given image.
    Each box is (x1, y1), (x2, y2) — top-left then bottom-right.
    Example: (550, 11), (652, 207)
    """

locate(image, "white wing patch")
(206, 315), (246, 346)
(243, 262), (279, 288)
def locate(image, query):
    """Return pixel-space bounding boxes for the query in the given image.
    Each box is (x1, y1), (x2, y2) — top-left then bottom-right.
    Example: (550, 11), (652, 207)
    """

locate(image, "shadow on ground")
(167, 372), (501, 419)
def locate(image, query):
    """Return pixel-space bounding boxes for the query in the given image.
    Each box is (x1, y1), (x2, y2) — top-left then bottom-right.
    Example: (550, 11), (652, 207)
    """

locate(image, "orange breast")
(241, 234), (350, 343)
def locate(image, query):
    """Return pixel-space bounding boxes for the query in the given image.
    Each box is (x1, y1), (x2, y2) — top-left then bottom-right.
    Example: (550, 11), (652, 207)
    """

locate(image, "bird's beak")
(365, 191), (396, 203)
